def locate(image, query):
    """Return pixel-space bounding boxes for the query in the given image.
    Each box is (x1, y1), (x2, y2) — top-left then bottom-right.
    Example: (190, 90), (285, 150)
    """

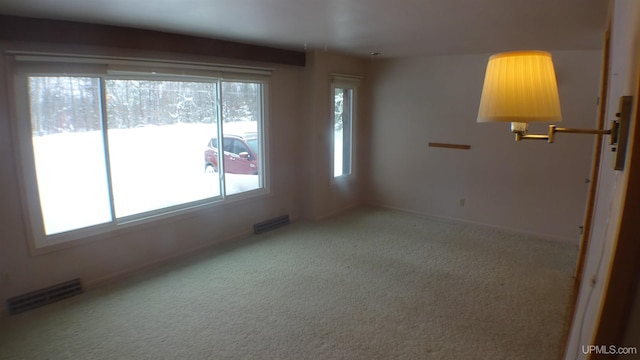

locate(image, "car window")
(246, 138), (258, 155)
(223, 138), (234, 153)
(211, 138), (218, 148)
(233, 141), (250, 155)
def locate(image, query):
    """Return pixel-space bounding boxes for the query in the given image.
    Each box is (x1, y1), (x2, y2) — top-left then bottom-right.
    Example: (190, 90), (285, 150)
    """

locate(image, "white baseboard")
(84, 228), (254, 291)
(310, 203), (359, 222)
(367, 203), (579, 244)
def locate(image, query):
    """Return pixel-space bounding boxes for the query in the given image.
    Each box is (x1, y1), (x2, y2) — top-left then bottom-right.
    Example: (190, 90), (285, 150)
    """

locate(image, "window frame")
(8, 54), (271, 253)
(330, 74), (360, 183)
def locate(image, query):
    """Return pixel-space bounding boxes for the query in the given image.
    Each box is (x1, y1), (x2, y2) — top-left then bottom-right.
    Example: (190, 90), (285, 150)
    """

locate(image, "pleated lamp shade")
(477, 51), (562, 123)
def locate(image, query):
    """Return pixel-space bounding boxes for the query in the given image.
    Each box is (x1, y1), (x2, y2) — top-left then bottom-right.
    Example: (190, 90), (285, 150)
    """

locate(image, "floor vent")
(7, 279), (83, 315)
(254, 215), (290, 234)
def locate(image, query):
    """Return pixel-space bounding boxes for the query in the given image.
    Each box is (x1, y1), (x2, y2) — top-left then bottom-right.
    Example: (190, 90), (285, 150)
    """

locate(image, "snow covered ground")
(334, 128), (344, 177)
(32, 123), (260, 235)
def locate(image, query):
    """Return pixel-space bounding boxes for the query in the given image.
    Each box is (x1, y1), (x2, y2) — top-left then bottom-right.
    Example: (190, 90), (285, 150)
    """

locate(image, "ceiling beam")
(0, 15), (306, 66)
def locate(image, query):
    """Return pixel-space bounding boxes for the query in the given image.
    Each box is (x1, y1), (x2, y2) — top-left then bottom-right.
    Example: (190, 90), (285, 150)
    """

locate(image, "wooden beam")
(0, 15), (306, 66)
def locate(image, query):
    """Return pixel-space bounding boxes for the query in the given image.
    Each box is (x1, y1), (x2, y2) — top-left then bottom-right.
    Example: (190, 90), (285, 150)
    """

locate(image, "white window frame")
(330, 74), (360, 183)
(8, 53), (271, 253)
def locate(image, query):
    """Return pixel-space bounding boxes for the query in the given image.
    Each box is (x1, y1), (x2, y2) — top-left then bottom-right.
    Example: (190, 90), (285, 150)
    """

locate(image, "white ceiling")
(0, 0), (609, 58)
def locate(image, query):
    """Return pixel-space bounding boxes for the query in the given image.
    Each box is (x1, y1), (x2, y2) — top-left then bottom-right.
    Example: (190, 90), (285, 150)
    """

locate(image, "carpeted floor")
(0, 207), (577, 359)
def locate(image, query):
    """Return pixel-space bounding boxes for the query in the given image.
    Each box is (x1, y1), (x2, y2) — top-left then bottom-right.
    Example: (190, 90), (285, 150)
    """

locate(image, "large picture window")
(14, 57), (268, 248)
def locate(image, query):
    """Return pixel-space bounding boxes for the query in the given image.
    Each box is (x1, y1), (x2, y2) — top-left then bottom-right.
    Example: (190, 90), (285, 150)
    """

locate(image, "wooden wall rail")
(428, 142), (471, 150)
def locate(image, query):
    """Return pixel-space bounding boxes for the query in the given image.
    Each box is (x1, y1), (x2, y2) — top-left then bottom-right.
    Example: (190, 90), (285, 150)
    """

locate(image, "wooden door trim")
(575, 19), (612, 286)
(591, 59), (640, 358)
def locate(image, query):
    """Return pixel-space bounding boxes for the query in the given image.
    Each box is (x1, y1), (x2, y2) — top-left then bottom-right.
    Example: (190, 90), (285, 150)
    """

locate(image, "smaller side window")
(331, 75), (360, 180)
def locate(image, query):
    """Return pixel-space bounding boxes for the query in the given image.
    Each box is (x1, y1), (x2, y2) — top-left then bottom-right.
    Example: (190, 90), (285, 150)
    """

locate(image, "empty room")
(0, 0), (639, 359)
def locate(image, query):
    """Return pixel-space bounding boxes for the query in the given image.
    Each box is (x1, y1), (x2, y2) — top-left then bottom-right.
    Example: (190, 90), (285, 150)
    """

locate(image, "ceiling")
(0, 0), (609, 58)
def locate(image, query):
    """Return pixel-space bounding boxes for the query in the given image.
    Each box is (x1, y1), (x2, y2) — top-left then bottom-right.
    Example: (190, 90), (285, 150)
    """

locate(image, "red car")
(204, 133), (259, 175)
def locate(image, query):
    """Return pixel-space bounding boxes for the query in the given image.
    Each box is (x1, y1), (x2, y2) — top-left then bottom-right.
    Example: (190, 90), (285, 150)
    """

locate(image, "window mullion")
(216, 79), (226, 198)
(99, 76), (117, 223)
(342, 93), (347, 175)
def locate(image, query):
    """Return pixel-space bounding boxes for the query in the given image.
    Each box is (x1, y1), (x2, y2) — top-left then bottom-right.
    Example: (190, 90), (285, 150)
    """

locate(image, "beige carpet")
(0, 207), (577, 359)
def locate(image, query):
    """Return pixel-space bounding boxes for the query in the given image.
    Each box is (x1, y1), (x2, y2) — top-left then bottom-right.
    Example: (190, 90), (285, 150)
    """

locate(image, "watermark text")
(581, 345), (638, 355)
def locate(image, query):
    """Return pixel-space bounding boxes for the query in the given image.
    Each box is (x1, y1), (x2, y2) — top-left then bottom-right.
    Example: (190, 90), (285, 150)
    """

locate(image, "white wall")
(365, 51), (602, 242)
(565, 0), (640, 358)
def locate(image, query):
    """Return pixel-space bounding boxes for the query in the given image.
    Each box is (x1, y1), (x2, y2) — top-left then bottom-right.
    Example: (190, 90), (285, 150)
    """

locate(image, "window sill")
(28, 188), (272, 256)
(330, 173), (357, 187)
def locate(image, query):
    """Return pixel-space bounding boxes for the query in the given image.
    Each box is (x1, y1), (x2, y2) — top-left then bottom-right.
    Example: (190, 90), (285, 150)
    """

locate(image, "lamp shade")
(477, 51), (562, 123)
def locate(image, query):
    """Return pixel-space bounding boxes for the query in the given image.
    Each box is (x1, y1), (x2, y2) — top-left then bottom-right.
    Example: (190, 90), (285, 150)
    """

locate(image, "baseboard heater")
(6, 279), (83, 315)
(254, 215), (290, 234)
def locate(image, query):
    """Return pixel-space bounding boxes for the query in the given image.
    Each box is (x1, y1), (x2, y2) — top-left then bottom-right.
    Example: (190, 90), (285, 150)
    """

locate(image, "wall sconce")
(477, 50), (632, 171)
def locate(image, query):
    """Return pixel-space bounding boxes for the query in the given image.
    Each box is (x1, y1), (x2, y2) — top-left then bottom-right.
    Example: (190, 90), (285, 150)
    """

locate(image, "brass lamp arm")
(514, 121), (617, 144)
(514, 133), (550, 141)
(510, 95), (631, 171)
(551, 127), (612, 135)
